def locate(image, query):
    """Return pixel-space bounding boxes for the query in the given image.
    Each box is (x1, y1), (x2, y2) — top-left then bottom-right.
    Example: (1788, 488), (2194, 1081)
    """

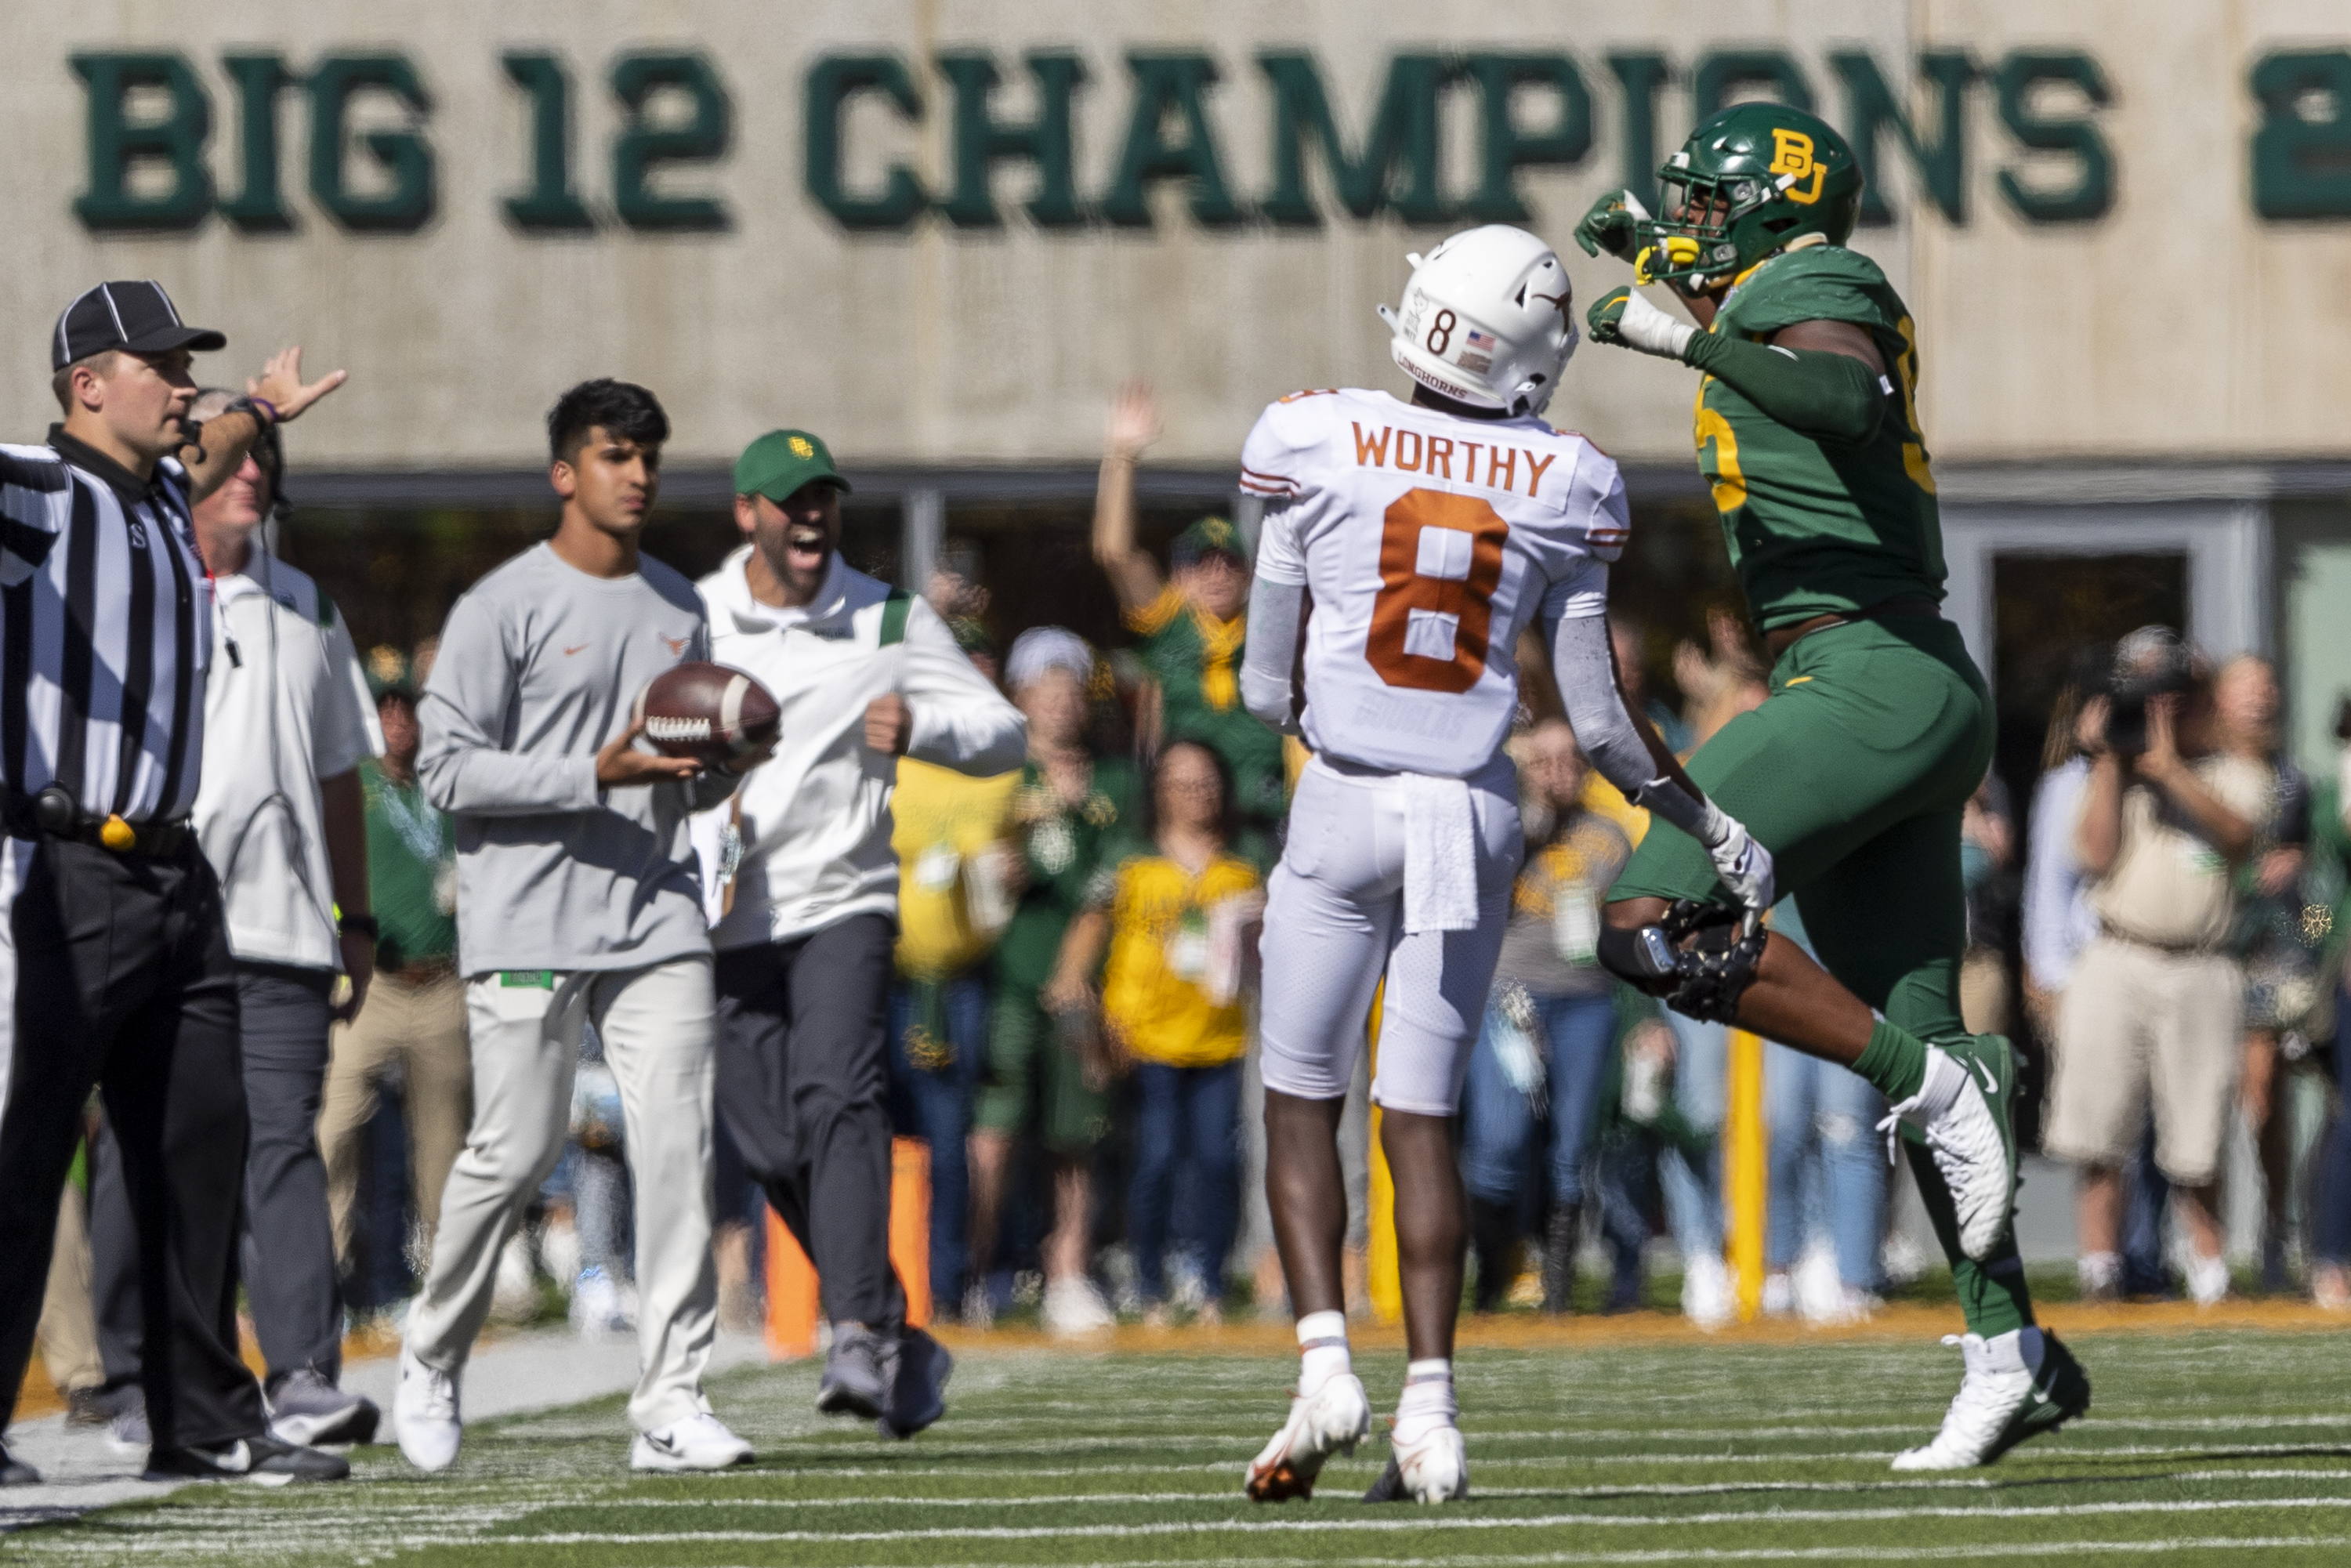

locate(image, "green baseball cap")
(1172, 514), (1248, 567)
(734, 429), (850, 502)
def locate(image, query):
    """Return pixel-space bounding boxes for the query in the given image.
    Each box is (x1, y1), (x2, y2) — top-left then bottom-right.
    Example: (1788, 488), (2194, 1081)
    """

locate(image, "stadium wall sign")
(65, 45), (2351, 237)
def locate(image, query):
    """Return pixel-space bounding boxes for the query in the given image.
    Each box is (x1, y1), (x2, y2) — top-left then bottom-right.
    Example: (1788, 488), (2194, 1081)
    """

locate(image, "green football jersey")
(1695, 241), (1946, 631)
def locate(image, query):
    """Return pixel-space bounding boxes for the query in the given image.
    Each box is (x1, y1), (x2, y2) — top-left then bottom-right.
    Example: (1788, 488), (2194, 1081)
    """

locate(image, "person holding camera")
(2049, 627), (2265, 1305)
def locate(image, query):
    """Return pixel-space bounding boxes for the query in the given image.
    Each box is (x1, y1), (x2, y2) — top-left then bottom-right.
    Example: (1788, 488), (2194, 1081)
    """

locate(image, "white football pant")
(1258, 755), (1521, 1115)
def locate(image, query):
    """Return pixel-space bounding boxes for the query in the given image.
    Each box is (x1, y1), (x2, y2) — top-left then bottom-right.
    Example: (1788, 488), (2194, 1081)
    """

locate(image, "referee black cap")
(52, 281), (225, 371)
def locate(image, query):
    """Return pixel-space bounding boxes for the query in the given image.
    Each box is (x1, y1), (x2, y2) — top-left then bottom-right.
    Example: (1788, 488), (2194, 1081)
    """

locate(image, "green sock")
(1903, 1142), (2034, 1337)
(1853, 1019), (1929, 1104)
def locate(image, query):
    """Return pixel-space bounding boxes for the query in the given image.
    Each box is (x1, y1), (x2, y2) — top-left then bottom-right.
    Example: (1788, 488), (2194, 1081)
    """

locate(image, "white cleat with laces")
(1879, 1043), (2015, 1262)
(393, 1345), (462, 1473)
(1892, 1327), (2092, 1471)
(1244, 1374), (1371, 1502)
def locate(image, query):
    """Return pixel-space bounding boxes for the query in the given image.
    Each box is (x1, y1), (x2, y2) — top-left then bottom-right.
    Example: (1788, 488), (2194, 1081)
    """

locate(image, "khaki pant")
(35, 1180), (101, 1396)
(405, 959), (717, 1434)
(2046, 935), (2243, 1185)
(317, 970), (471, 1276)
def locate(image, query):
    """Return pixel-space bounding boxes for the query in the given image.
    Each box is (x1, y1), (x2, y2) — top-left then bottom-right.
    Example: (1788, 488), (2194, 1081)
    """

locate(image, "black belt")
(4, 787), (193, 857)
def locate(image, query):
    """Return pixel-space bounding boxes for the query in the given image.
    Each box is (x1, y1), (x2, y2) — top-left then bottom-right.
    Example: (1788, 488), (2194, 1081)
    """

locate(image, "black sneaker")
(65, 1387), (114, 1428)
(0, 1443), (40, 1487)
(877, 1327), (953, 1440)
(266, 1368), (380, 1447)
(144, 1435), (350, 1483)
(817, 1325), (895, 1421)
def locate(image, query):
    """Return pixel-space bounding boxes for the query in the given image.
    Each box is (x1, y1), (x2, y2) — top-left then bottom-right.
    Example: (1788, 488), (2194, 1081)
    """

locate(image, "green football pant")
(1610, 613), (2031, 1336)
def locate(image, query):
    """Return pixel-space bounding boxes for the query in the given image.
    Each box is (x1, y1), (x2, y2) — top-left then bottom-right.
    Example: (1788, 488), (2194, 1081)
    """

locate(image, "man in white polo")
(694, 429), (1023, 1437)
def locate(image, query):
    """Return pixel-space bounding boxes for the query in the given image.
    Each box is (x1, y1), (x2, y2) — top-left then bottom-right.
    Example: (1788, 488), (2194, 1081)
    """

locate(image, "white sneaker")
(1792, 1243), (1851, 1324)
(631, 1411), (754, 1472)
(1891, 1328), (2090, 1471)
(1680, 1250), (1734, 1331)
(1882, 1046), (2013, 1262)
(1245, 1373), (1371, 1501)
(1042, 1276), (1114, 1337)
(2186, 1251), (2230, 1307)
(1364, 1422), (1469, 1504)
(571, 1266), (627, 1338)
(393, 1345), (462, 1472)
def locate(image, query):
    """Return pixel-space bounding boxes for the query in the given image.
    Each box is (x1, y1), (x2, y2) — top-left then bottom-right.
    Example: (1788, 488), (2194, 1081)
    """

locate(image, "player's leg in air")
(1574, 102), (2088, 1467)
(1229, 226), (1783, 1504)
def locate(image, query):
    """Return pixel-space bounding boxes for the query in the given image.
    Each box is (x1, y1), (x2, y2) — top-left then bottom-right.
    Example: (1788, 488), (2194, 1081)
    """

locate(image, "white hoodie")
(690, 546), (1027, 951)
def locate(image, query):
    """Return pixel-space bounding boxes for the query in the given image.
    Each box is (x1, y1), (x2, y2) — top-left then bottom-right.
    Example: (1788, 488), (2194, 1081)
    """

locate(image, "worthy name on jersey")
(1239, 387), (1629, 776)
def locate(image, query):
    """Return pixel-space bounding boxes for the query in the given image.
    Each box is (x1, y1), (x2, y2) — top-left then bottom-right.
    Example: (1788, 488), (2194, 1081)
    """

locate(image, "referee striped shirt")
(0, 428), (212, 824)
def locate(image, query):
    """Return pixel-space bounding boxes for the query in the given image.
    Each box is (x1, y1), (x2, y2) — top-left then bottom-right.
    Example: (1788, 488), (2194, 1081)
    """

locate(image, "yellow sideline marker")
(1725, 1029), (1769, 1322)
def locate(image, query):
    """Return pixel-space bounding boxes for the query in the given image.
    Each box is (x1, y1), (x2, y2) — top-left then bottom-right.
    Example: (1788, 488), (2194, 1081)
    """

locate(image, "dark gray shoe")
(0, 1443), (39, 1487)
(267, 1368), (379, 1447)
(817, 1324), (897, 1421)
(877, 1327), (953, 1440)
(144, 1434), (350, 1483)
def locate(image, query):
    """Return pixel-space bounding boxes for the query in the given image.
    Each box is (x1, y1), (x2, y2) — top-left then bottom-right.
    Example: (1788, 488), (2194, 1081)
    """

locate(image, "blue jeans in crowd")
(1460, 991), (1618, 1222)
(1763, 1042), (1886, 1291)
(1128, 1059), (1244, 1305)
(887, 976), (989, 1308)
(1658, 1012), (1727, 1265)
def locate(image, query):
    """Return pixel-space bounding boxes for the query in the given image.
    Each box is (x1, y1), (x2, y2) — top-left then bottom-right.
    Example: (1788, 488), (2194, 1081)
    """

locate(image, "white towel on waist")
(1401, 773), (1479, 933)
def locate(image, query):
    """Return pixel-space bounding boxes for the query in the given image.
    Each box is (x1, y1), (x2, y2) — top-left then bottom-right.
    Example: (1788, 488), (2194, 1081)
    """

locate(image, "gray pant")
(405, 958), (718, 1434)
(93, 961), (343, 1389)
(714, 914), (903, 1331)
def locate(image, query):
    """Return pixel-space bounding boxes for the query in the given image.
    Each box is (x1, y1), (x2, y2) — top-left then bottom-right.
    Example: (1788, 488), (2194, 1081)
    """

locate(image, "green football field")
(9, 1321), (2351, 1566)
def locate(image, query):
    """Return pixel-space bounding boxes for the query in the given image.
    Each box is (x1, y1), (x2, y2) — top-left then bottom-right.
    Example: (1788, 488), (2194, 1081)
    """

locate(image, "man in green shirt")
(317, 683), (472, 1283)
(1093, 383), (1288, 832)
(1576, 101), (2088, 1469)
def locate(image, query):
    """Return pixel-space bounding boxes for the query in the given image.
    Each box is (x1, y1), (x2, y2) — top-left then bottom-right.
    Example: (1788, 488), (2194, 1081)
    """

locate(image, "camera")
(2103, 626), (2193, 757)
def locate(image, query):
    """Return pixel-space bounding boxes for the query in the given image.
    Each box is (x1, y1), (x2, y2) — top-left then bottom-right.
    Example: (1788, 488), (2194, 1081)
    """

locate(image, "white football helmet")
(1377, 225), (1581, 417)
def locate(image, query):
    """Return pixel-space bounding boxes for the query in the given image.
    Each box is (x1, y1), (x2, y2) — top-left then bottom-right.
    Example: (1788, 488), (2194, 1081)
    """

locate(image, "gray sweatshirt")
(418, 541), (737, 976)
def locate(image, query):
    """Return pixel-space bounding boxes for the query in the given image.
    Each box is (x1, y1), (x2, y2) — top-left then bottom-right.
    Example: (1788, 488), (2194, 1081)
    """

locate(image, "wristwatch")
(337, 913), (379, 939)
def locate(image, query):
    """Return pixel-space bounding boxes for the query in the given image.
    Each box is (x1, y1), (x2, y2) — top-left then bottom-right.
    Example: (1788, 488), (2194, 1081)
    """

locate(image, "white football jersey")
(1241, 387), (1628, 776)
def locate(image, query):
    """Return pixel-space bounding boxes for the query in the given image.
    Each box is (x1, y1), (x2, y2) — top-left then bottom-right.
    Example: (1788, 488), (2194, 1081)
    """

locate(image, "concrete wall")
(2, 2), (2343, 472)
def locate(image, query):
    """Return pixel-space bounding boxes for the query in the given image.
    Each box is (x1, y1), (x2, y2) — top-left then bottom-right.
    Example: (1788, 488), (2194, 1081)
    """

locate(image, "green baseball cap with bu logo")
(734, 429), (851, 502)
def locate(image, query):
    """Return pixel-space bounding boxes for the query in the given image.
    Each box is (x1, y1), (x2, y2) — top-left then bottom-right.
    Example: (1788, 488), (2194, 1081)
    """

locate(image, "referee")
(0, 281), (347, 1486)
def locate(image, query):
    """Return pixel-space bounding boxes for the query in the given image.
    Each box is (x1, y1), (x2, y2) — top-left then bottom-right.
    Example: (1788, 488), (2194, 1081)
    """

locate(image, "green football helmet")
(1634, 102), (1864, 289)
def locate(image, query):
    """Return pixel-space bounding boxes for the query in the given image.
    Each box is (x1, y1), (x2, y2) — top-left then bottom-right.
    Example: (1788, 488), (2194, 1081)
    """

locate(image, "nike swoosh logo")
(563, 643), (590, 656)
(1974, 1059), (2000, 1097)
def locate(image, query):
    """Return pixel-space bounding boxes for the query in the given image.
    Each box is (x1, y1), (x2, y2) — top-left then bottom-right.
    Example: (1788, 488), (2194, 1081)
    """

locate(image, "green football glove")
(1585, 286), (1696, 360)
(1571, 188), (1650, 261)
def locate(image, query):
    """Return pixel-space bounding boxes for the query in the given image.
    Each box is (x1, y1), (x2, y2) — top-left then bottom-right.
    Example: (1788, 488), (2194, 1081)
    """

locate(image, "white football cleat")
(393, 1345), (462, 1473)
(1891, 1328), (2092, 1471)
(1882, 1045), (2014, 1262)
(1244, 1374), (1371, 1502)
(1363, 1423), (1469, 1504)
(632, 1411), (754, 1472)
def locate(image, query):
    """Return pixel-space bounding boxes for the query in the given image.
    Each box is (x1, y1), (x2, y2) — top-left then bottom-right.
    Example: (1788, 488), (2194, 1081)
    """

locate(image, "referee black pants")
(0, 835), (264, 1450)
(713, 913), (907, 1333)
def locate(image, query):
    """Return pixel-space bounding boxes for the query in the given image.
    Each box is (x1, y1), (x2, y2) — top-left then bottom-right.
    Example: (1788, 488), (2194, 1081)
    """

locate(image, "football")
(632, 661), (781, 770)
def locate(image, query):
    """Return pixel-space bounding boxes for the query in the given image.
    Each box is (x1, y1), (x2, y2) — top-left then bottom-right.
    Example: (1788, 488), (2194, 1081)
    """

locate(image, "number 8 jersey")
(1241, 386), (1629, 777)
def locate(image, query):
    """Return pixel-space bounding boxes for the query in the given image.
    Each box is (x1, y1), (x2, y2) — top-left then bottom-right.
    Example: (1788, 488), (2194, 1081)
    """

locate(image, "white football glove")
(1699, 804), (1776, 912)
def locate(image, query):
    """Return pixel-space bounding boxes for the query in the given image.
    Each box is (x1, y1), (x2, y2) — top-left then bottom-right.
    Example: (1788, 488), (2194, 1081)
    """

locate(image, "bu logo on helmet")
(1770, 130), (1826, 205)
